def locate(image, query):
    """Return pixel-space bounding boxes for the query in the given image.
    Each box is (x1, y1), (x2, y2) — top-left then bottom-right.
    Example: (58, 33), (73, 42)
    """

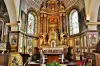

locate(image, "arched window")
(69, 9), (79, 35)
(27, 12), (36, 35)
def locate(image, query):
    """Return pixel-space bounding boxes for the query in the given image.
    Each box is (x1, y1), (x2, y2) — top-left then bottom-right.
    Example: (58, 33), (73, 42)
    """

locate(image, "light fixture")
(86, 20), (89, 22)
(86, 14), (90, 22)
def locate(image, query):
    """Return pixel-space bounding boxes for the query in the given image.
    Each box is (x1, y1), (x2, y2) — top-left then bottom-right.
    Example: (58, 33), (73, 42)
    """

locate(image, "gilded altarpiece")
(39, 0), (67, 48)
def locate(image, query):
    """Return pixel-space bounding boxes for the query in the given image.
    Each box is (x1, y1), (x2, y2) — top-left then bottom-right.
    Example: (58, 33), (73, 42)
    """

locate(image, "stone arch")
(4, 0), (17, 23)
(27, 7), (39, 35)
(89, 0), (100, 22)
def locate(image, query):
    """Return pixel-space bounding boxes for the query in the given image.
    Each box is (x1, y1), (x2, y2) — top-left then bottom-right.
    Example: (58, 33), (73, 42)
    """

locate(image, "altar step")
(42, 64), (67, 66)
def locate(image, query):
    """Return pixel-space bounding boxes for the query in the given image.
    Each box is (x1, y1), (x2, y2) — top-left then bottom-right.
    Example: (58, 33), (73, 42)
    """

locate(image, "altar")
(41, 48), (64, 63)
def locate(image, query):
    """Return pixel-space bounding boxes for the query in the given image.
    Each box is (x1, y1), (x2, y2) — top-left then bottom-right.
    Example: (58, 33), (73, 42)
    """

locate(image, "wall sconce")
(86, 20), (89, 22)
(17, 21), (20, 23)
(86, 14), (90, 22)
(17, 21), (20, 31)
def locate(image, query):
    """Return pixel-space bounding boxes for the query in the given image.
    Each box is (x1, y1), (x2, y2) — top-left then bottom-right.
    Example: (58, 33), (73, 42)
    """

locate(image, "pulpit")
(41, 48), (64, 63)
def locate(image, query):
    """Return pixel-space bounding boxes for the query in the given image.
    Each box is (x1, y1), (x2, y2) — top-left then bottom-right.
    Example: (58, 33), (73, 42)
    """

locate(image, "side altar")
(41, 48), (64, 63)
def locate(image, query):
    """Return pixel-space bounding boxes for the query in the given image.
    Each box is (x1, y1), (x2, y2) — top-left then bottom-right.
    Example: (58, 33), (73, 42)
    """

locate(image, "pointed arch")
(69, 9), (79, 35)
(27, 12), (36, 35)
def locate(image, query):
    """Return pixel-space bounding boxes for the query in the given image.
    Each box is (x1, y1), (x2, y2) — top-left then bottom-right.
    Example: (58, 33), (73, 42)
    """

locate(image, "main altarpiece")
(39, 0), (67, 48)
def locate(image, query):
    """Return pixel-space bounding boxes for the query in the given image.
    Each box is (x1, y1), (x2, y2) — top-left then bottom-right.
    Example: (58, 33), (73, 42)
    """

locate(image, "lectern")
(41, 48), (64, 63)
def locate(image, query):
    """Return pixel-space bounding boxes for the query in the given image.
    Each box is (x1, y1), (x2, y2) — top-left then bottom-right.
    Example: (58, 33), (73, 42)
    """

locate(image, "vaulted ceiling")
(25, 0), (78, 10)
(3, 0), (100, 24)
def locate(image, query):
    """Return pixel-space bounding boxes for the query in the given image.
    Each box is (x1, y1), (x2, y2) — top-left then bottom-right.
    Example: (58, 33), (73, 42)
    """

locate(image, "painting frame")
(27, 37), (33, 54)
(0, 42), (7, 50)
(20, 10), (27, 32)
(87, 32), (98, 47)
(18, 33), (24, 53)
(83, 35), (87, 47)
(0, 21), (4, 41)
(9, 31), (19, 52)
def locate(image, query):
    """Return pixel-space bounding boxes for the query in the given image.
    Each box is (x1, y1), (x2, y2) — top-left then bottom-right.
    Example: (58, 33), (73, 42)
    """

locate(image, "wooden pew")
(0, 54), (9, 66)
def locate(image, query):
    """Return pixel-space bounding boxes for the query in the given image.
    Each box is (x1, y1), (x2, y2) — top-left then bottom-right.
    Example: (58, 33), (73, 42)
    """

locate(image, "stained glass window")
(27, 12), (35, 34)
(69, 9), (79, 35)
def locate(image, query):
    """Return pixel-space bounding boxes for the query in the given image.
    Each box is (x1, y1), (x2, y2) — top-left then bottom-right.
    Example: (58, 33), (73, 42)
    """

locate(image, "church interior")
(0, 0), (100, 66)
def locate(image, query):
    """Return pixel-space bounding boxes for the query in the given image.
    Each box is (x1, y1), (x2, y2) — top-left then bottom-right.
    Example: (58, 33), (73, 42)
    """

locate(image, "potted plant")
(46, 61), (61, 66)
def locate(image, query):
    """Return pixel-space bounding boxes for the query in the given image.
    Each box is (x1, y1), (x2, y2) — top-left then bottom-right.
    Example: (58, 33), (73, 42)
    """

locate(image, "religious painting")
(0, 21), (4, 41)
(85, 49), (88, 52)
(4, 25), (8, 42)
(48, 16), (58, 31)
(9, 32), (19, 51)
(76, 41), (80, 47)
(8, 53), (23, 66)
(24, 35), (27, 52)
(81, 49), (84, 55)
(27, 37), (33, 54)
(0, 42), (6, 50)
(18, 33), (24, 52)
(20, 10), (27, 32)
(81, 37), (84, 47)
(49, 16), (57, 23)
(75, 48), (81, 55)
(75, 37), (81, 55)
(11, 36), (17, 45)
(88, 32), (98, 47)
(83, 35), (87, 47)
(75, 37), (80, 47)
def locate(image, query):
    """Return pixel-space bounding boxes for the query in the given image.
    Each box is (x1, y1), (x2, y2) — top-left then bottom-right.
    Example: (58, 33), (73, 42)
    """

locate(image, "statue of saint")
(51, 40), (56, 48)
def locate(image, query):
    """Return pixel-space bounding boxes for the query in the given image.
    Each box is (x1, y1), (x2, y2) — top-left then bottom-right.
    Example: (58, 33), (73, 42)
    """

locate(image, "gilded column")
(66, 15), (69, 34)
(59, 13), (62, 33)
(40, 14), (43, 35)
(43, 14), (47, 34)
(47, 16), (49, 33)
(63, 13), (67, 34)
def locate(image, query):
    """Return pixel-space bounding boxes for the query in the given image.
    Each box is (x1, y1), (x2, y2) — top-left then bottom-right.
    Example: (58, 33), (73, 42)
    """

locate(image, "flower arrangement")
(46, 61), (61, 66)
